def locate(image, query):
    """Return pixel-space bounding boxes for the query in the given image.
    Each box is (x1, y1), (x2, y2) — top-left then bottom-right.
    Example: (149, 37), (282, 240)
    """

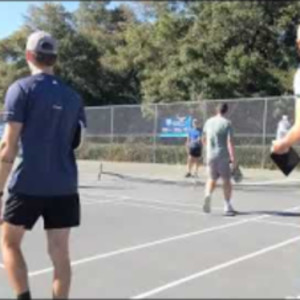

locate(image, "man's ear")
(25, 50), (35, 63)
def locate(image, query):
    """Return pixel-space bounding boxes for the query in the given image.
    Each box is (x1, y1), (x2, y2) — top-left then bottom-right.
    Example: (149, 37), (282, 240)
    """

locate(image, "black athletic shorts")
(3, 193), (80, 230)
(189, 145), (202, 158)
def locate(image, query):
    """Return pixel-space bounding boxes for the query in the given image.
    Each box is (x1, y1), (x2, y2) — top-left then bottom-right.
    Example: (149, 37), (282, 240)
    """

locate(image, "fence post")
(261, 98), (268, 169)
(110, 106), (114, 144)
(153, 104), (158, 163)
(203, 100), (207, 122)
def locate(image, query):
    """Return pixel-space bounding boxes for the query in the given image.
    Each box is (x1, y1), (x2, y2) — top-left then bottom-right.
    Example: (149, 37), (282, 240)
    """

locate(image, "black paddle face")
(270, 147), (300, 176)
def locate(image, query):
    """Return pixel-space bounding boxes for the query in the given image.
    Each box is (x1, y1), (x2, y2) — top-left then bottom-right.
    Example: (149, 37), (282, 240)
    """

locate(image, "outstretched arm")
(272, 98), (300, 153)
(227, 125), (235, 164)
(0, 122), (22, 222)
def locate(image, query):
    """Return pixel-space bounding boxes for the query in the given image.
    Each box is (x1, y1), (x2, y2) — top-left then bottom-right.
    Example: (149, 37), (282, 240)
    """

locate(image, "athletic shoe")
(185, 172), (192, 178)
(203, 195), (211, 213)
(223, 208), (237, 217)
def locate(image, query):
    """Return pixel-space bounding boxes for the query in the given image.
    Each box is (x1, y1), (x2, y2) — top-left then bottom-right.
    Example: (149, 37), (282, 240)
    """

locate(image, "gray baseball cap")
(26, 31), (58, 55)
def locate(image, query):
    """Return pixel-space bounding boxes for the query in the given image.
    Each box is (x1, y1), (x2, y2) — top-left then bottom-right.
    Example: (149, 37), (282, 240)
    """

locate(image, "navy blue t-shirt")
(3, 73), (86, 196)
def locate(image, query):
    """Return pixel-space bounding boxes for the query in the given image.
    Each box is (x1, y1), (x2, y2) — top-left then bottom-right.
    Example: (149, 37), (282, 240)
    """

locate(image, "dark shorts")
(3, 193), (80, 230)
(189, 145), (202, 158)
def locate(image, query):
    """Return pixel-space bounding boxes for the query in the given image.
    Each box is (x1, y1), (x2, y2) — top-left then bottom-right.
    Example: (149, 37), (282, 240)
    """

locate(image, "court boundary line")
(82, 199), (125, 205)
(95, 195), (218, 209)
(81, 193), (225, 213)
(85, 200), (210, 216)
(85, 200), (224, 215)
(131, 235), (300, 299)
(84, 201), (300, 232)
(81, 193), (300, 223)
(28, 205), (300, 278)
(82, 191), (208, 209)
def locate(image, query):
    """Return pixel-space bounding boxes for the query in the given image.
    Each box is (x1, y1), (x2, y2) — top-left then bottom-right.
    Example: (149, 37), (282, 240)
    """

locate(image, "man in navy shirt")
(0, 31), (86, 299)
(185, 118), (202, 178)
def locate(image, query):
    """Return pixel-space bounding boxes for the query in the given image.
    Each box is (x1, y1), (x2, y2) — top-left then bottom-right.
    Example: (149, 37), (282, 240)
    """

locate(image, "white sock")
(224, 200), (233, 211)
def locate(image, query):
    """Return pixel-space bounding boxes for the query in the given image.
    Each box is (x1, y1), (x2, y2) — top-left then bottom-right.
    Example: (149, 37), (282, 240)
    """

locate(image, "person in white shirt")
(272, 25), (300, 156)
(276, 115), (291, 140)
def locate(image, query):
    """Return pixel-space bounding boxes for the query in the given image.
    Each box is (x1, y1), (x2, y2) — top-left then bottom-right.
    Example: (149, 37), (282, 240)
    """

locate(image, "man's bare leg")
(205, 178), (216, 197)
(1, 222), (30, 298)
(194, 158), (201, 177)
(203, 179), (216, 213)
(186, 156), (193, 177)
(223, 178), (235, 215)
(47, 229), (71, 299)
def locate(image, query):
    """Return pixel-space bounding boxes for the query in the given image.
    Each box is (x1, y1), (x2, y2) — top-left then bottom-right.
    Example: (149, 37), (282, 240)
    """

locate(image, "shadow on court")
(79, 185), (128, 190)
(234, 210), (300, 217)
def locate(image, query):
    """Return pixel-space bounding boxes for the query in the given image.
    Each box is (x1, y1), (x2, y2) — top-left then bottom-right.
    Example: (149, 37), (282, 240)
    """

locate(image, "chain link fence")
(0, 96), (293, 168)
(84, 96), (295, 168)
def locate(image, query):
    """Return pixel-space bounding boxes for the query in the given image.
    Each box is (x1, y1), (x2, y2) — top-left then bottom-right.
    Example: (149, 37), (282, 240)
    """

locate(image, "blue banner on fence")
(159, 115), (192, 137)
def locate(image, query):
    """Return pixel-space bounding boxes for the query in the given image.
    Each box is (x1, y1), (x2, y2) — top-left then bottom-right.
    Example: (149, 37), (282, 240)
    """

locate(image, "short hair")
(217, 103), (228, 115)
(34, 52), (57, 67)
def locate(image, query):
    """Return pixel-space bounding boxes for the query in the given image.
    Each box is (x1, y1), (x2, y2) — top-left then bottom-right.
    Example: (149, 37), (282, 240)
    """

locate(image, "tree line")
(0, 1), (300, 107)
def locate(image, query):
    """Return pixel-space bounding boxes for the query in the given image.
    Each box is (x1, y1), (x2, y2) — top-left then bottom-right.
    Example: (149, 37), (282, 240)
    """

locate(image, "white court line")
(80, 193), (117, 199)
(252, 219), (300, 229)
(81, 195), (224, 213)
(87, 199), (224, 216)
(82, 199), (124, 205)
(131, 235), (300, 299)
(82, 191), (207, 209)
(120, 196), (207, 209)
(28, 205), (300, 278)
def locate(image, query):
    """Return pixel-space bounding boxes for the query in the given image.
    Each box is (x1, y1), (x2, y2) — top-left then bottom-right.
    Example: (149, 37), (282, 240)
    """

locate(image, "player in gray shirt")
(202, 103), (236, 216)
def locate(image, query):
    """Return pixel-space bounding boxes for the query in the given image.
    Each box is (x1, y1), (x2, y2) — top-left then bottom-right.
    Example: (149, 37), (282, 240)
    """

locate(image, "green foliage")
(1, 1), (300, 105)
(77, 142), (276, 168)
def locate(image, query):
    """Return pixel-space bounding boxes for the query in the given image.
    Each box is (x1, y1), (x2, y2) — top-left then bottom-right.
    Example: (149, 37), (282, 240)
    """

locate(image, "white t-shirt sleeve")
(293, 68), (300, 97)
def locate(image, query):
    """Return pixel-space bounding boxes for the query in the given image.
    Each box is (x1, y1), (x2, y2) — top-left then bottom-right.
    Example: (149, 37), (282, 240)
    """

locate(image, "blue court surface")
(1, 161), (300, 298)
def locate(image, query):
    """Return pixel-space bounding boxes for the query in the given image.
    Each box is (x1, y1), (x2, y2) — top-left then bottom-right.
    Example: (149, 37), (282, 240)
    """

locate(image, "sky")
(0, 1), (125, 40)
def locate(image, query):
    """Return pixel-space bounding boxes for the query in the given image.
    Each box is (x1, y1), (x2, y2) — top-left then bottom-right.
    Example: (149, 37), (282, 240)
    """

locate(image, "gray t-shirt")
(203, 115), (233, 161)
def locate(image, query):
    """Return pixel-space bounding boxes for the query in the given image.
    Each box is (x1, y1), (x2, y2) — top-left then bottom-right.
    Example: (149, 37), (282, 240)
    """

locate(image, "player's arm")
(273, 98), (300, 153)
(0, 122), (22, 193)
(227, 124), (235, 164)
(0, 82), (26, 221)
(202, 123), (207, 146)
(198, 128), (203, 144)
(73, 97), (87, 150)
(282, 98), (300, 145)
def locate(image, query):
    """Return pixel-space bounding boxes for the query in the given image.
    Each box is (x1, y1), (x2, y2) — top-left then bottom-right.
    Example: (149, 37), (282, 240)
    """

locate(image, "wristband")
(0, 191), (4, 197)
